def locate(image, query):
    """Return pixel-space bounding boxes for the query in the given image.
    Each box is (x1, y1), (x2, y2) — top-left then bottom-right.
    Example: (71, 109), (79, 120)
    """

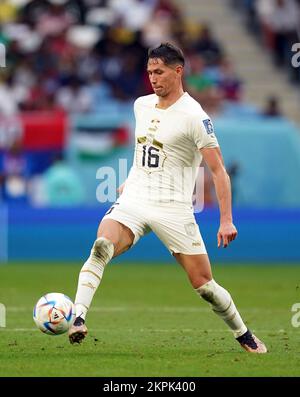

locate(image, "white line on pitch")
(0, 328), (295, 333)
(5, 306), (284, 313)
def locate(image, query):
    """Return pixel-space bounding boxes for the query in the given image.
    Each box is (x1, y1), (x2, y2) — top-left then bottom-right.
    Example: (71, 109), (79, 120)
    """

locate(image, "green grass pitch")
(0, 262), (300, 377)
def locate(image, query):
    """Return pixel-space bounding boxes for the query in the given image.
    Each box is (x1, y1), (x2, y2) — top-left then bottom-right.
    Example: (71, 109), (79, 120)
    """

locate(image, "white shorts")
(103, 198), (207, 255)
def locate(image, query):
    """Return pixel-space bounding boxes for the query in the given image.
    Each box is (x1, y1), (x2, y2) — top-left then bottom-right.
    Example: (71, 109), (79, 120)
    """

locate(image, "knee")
(96, 234), (131, 258)
(97, 231), (116, 245)
(190, 274), (212, 290)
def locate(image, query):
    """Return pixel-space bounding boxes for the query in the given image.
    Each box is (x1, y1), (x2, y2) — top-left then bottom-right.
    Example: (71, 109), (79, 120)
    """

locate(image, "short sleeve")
(133, 98), (138, 118)
(190, 114), (219, 150)
(133, 97), (143, 119)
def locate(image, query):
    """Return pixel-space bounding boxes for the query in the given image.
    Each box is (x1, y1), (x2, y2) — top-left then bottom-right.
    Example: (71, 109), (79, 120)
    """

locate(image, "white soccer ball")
(33, 293), (75, 335)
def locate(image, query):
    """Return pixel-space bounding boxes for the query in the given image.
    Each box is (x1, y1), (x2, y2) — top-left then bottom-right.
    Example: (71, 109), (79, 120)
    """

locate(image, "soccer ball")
(33, 293), (75, 335)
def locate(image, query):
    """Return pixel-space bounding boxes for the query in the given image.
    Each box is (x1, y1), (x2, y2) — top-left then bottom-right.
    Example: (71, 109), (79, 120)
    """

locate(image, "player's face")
(147, 58), (183, 97)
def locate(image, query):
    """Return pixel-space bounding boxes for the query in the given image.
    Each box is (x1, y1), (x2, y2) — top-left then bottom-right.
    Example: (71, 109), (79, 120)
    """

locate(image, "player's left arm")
(117, 181), (126, 195)
(200, 146), (238, 248)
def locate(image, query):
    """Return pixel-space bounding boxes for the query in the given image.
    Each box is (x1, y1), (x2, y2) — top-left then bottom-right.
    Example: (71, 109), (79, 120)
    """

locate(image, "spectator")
(86, 71), (113, 111)
(0, 141), (29, 202)
(0, 0), (18, 24)
(113, 53), (144, 100)
(0, 78), (19, 116)
(0, 115), (23, 150)
(256, 0), (300, 67)
(218, 59), (242, 102)
(154, 0), (182, 20)
(36, 3), (76, 38)
(193, 24), (223, 66)
(19, 0), (50, 26)
(56, 75), (92, 113)
(109, 0), (154, 32)
(185, 54), (215, 92)
(262, 95), (283, 117)
(185, 54), (223, 115)
(142, 4), (175, 47)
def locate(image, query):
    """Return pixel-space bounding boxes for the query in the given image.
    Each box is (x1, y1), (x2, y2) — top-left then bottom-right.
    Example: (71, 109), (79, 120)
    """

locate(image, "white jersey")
(121, 92), (219, 207)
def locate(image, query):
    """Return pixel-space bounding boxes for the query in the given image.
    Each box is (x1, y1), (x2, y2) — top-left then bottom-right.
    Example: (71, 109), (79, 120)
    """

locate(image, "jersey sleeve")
(133, 97), (143, 119)
(189, 114), (219, 150)
(133, 99), (138, 119)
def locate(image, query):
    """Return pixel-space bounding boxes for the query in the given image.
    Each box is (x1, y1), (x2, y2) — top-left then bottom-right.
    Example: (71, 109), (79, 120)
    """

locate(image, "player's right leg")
(68, 218), (134, 344)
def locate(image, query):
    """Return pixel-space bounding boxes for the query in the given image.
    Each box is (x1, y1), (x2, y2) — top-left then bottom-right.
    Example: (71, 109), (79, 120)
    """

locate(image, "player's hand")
(117, 182), (125, 195)
(217, 222), (238, 248)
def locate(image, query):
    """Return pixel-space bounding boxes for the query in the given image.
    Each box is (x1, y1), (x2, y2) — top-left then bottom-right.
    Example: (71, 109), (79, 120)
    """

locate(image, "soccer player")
(68, 43), (267, 353)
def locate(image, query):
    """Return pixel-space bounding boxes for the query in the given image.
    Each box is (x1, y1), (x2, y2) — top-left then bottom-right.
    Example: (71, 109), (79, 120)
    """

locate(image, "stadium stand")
(230, 0), (300, 84)
(0, 0), (229, 204)
(0, 0), (300, 208)
(0, 0), (300, 262)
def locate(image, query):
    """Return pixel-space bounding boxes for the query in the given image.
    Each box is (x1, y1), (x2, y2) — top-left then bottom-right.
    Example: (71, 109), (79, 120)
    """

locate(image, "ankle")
(74, 316), (85, 326)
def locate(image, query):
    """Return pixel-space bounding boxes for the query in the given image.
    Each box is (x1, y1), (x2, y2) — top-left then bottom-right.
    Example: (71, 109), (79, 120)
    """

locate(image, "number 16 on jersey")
(136, 142), (166, 171)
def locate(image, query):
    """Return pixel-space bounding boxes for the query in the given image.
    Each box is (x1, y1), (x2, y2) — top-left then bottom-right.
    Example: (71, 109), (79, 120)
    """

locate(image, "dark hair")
(148, 42), (185, 66)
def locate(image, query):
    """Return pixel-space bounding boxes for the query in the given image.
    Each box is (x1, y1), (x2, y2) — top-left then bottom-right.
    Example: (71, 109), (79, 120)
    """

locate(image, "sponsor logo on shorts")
(192, 241), (201, 246)
(185, 223), (196, 236)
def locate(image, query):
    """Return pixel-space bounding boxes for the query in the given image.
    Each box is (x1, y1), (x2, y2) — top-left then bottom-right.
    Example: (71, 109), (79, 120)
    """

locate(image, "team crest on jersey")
(203, 119), (214, 135)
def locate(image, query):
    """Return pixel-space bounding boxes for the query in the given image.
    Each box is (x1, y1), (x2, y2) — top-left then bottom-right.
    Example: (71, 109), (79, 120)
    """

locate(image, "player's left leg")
(149, 206), (267, 353)
(173, 252), (267, 353)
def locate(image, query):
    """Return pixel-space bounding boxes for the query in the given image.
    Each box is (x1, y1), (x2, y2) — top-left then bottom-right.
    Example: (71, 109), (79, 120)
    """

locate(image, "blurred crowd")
(0, 0), (244, 117)
(232, 0), (300, 84)
(0, 0), (245, 206)
(0, 0), (290, 206)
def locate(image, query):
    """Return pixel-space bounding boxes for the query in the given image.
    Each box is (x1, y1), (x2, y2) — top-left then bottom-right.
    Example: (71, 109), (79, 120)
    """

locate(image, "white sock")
(74, 237), (114, 320)
(195, 279), (247, 338)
